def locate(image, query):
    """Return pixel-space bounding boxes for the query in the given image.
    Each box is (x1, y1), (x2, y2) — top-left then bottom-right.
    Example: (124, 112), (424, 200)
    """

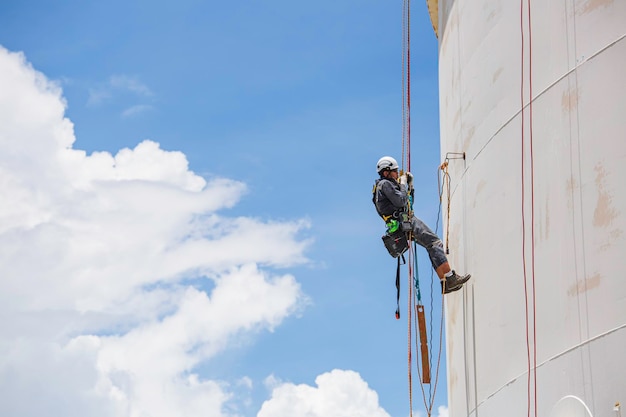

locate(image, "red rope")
(406, 0), (411, 172)
(527, 1), (538, 415)
(401, 0), (412, 172)
(402, 0), (407, 171)
(408, 247), (414, 417)
(520, 1), (531, 415)
(402, 3), (414, 416)
(520, 1), (537, 416)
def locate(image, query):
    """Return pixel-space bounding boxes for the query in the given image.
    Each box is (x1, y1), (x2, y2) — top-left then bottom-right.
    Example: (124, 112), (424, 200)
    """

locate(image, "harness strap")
(373, 179), (402, 222)
(395, 254), (406, 319)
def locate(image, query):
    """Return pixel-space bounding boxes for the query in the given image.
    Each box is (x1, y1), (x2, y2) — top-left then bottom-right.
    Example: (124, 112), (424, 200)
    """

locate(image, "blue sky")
(0, 1), (449, 416)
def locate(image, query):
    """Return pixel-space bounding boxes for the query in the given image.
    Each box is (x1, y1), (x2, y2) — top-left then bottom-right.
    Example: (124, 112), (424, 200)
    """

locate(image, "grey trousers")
(410, 216), (448, 270)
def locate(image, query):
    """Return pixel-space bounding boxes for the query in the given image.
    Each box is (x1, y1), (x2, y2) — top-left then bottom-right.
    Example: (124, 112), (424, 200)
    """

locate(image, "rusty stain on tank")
(600, 228), (624, 251)
(473, 179), (487, 208)
(463, 125), (476, 151)
(446, 220), (461, 258)
(453, 109), (461, 129)
(578, 0), (614, 15)
(486, 8), (498, 24)
(593, 163), (619, 227)
(562, 87), (579, 112)
(568, 272), (602, 296)
(464, 99), (472, 113)
(493, 67), (504, 84)
(566, 176), (578, 210)
(449, 367), (458, 391)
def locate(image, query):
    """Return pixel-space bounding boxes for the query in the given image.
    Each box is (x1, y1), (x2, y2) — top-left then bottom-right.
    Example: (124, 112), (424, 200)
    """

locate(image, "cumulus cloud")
(414, 406), (449, 417)
(435, 406), (449, 417)
(0, 45), (313, 417)
(258, 370), (391, 417)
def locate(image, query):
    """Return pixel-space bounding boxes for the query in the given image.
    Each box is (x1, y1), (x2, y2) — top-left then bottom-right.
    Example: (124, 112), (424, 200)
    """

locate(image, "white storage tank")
(430, 0), (626, 416)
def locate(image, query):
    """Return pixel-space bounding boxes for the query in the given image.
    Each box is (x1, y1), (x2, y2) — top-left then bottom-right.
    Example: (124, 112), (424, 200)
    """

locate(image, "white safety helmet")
(376, 156), (399, 174)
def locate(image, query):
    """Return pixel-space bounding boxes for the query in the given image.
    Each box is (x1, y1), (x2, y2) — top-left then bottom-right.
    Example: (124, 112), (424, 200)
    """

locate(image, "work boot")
(441, 271), (471, 294)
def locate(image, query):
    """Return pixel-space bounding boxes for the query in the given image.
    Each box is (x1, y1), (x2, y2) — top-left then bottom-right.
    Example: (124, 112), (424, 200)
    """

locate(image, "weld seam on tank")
(472, 35), (626, 164)
(477, 322), (626, 407)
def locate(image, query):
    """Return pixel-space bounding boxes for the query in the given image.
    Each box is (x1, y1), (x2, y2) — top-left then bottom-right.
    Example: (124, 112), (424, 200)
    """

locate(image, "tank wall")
(438, 0), (626, 416)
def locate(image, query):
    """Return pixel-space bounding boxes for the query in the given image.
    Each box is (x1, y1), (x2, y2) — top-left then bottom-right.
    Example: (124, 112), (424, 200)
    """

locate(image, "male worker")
(373, 156), (471, 294)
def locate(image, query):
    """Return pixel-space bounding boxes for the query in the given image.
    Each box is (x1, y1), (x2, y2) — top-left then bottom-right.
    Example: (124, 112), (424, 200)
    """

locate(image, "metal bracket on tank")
(444, 152), (466, 161)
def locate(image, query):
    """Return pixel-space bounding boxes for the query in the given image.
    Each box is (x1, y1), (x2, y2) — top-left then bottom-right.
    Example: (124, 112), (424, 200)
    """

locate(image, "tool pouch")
(382, 229), (409, 258)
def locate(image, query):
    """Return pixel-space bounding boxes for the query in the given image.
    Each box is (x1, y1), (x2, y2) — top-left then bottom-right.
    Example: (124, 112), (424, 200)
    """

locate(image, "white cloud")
(0, 45), (314, 417)
(121, 104), (154, 118)
(436, 406), (449, 417)
(109, 74), (154, 96)
(413, 406), (449, 417)
(422, 406), (449, 417)
(87, 86), (112, 106)
(87, 74), (153, 108)
(257, 369), (391, 417)
(0, 44), (397, 417)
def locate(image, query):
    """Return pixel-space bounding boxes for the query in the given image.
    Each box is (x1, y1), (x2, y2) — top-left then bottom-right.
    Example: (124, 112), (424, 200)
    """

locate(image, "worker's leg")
(411, 216), (471, 292)
(410, 216), (448, 277)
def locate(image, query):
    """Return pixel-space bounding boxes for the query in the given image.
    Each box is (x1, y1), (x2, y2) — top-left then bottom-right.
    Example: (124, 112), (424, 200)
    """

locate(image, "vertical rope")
(520, 1), (537, 415)
(401, 1), (446, 415)
(403, 2), (413, 416)
(519, 2), (530, 415)
(401, 0), (411, 172)
(439, 161), (452, 254)
(402, 0), (407, 171)
(406, 0), (411, 172)
(526, 1), (538, 415)
(426, 291), (446, 417)
(408, 244), (415, 417)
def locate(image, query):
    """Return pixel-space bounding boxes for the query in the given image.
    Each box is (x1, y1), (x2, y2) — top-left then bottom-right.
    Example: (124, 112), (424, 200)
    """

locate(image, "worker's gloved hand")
(399, 174), (408, 186)
(406, 172), (413, 185)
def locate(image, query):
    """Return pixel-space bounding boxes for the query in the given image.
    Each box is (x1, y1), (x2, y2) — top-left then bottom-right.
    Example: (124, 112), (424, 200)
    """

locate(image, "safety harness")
(372, 177), (413, 318)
